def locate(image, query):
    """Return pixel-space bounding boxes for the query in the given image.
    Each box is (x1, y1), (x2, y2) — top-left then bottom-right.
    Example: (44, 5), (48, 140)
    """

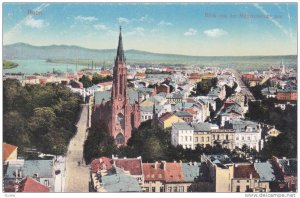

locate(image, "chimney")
(99, 158), (103, 163)
(15, 169), (19, 178)
(250, 173), (253, 180)
(287, 160), (290, 166)
(162, 161), (167, 170)
(154, 161), (159, 169)
(179, 160), (182, 164)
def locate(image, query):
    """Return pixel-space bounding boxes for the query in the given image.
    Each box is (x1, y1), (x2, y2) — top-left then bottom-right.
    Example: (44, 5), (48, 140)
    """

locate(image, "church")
(92, 27), (141, 145)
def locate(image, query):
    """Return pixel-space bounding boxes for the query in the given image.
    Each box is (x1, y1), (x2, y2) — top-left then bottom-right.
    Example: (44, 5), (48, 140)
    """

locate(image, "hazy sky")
(3, 3), (297, 56)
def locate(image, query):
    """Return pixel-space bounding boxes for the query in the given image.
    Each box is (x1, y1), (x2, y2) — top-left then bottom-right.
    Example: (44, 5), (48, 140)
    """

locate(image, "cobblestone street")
(65, 104), (90, 192)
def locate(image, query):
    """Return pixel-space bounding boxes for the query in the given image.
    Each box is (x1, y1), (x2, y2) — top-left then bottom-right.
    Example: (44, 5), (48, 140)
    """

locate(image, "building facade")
(93, 28), (141, 145)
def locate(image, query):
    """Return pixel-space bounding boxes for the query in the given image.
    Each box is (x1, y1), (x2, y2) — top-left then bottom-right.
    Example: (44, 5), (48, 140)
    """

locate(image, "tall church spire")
(116, 26), (125, 62)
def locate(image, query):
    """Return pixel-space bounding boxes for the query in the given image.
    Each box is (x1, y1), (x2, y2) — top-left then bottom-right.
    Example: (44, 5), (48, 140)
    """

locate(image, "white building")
(171, 122), (194, 149)
(226, 120), (263, 151)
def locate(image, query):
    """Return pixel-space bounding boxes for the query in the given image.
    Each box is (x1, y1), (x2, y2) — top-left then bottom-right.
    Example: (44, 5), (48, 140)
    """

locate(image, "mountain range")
(3, 42), (297, 70)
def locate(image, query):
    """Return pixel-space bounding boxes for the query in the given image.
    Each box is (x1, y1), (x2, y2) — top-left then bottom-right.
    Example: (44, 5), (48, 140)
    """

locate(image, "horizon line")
(4, 42), (298, 58)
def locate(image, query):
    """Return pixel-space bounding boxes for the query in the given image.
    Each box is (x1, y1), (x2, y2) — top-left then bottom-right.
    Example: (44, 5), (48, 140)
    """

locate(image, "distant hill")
(3, 42), (297, 70)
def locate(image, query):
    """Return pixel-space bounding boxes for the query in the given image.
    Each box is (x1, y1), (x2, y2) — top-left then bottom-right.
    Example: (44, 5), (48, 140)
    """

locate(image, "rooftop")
(172, 122), (194, 130)
(3, 143), (17, 161)
(254, 161), (275, 182)
(18, 177), (50, 192)
(234, 164), (260, 179)
(113, 157), (143, 176)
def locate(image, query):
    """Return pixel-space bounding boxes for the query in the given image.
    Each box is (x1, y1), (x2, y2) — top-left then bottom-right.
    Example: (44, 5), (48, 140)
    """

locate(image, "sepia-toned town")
(2, 2), (298, 194)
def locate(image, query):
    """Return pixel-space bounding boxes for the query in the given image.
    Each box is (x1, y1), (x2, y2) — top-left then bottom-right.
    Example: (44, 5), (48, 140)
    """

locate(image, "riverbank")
(3, 60), (19, 69)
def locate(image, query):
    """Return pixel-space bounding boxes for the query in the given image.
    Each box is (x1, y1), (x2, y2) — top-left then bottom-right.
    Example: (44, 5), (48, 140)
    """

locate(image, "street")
(230, 69), (255, 101)
(64, 104), (90, 192)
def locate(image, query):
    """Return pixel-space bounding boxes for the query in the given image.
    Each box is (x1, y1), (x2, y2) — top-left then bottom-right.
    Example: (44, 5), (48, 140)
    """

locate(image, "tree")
(79, 75), (92, 88)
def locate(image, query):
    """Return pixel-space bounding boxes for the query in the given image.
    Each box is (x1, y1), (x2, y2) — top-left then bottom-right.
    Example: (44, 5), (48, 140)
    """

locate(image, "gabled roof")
(91, 157), (113, 173)
(159, 112), (173, 122)
(18, 177), (50, 192)
(174, 110), (193, 117)
(3, 143), (17, 161)
(182, 163), (201, 182)
(193, 122), (212, 132)
(113, 158), (143, 176)
(143, 162), (185, 182)
(254, 161), (275, 182)
(172, 122), (194, 130)
(234, 165), (260, 179)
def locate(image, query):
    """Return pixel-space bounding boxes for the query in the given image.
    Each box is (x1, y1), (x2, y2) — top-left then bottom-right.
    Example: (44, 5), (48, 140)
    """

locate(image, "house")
(171, 122), (194, 149)
(261, 87), (277, 98)
(3, 143), (18, 162)
(90, 157), (142, 192)
(211, 129), (235, 150)
(201, 154), (234, 192)
(207, 86), (226, 100)
(174, 110), (194, 123)
(18, 177), (50, 192)
(166, 92), (185, 105)
(4, 159), (55, 192)
(97, 81), (113, 91)
(112, 156), (144, 185)
(193, 122), (214, 147)
(271, 156), (297, 192)
(254, 161), (275, 192)
(156, 84), (170, 94)
(231, 164), (261, 192)
(158, 112), (185, 129)
(225, 120), (263, 151)
(276, 89), (297, 101)
(219, 103), (243, 127)
(142, 161), (193, 192)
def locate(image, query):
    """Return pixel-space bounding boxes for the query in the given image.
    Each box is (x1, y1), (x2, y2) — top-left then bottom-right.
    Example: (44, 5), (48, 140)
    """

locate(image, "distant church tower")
(110, 27), (140, 145)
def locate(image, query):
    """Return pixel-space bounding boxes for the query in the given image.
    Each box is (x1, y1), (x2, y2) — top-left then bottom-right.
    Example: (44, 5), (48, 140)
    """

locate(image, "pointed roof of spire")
(116, 26), (125, 62)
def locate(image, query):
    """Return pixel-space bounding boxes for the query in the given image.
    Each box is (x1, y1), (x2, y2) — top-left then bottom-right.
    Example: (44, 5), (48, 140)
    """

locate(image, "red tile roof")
(18, 177), (50, 192)
(234, 165), (260, 179)
(100, 70), (112, 76)
(114, 158), (143, 175)
(183, 108), (197, 115)
(143, 162), (184, 182)
(143, 163), (165, 181)
(3, 143), (17, 161)
(91, 157), (113, 173)
(97, 81), (113, 86)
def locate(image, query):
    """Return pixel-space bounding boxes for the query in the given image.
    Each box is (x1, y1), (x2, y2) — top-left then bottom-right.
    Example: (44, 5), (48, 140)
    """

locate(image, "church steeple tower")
(112, 26), (127, 99)
(116, 26), (125, 62)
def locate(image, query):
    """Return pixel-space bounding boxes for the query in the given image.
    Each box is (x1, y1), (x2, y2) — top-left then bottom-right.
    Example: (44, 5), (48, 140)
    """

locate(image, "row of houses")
(171, 119), (264, 151)
(3, 143), (65, 192)
(89, 154), (297, 192)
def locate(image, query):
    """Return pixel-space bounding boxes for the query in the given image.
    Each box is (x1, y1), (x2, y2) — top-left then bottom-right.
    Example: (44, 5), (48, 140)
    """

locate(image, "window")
(236, 136), (239, 140)
(44, 180), (49, 186)
(185, 136), (187, 141)
(242, 136), (245, 140)
(237, 180), (240, 183)
(145, 187), (149, 192)
(195, 137), (198, 142)
(246, 185), (250, 191)
(179, 186), (184, 192)
(189, 136), (192, 141)
(207, 137), (209, 142)
(201, 137), (204, 142)
(236, 186), (240, 192)
(247, 180), (249, 183)
(145, 181), (149, 184)
(160, 186), (164, 192)
(247, 136), (250, 140)
(226, 135), (228, 140)
(167, 187), (172, 192)
(152, 187), (156, 192)
(173, 187), (177, 192)
(217, 135), (220, 140)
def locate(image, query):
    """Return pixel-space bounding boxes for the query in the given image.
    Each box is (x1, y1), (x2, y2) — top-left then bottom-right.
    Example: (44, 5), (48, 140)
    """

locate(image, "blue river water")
(3, 60), (88, 75)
